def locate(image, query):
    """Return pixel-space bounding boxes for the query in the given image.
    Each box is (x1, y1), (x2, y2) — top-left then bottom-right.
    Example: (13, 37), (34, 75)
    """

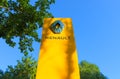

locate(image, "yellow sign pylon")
(36, 18), (80, 79)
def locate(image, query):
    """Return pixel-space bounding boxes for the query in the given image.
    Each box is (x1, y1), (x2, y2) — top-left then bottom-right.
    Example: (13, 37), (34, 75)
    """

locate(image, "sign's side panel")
(36, 18), (80, 79)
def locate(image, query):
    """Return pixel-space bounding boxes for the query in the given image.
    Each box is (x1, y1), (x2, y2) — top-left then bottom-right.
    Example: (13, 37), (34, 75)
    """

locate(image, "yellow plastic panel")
(36, 18), (80, 79)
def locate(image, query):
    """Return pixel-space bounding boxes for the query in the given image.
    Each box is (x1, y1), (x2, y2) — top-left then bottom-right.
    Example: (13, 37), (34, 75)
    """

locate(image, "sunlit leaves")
(79, 61), (108, 79)
(0, 56), (37, 79)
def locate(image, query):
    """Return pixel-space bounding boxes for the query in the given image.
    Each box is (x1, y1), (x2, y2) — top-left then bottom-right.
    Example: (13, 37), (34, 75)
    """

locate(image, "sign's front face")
(36, 18), (80, 79)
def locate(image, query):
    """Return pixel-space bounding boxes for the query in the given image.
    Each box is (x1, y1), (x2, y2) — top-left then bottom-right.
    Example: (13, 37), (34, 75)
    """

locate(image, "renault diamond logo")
(50, 20), (64, 34)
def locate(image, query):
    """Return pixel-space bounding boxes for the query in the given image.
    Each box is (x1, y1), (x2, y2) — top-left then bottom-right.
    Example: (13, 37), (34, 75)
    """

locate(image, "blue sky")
(0, 0), (120, 79)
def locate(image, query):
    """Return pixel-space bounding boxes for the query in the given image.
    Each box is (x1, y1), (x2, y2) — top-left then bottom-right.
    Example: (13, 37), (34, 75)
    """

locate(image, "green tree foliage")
(0, 69), (4, 79)
(0, 55), (37, 79)
(0, 0), (55, 55)
(79, 61), (108, 79)
(0, 60), (108, 79)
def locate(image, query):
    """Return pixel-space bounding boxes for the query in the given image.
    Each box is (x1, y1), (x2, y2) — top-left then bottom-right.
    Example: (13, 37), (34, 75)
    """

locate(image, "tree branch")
(0, 6), (9, 10)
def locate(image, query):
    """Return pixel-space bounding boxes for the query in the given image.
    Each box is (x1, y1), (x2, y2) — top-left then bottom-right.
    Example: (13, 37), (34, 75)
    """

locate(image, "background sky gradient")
(1, 0), (120, 79)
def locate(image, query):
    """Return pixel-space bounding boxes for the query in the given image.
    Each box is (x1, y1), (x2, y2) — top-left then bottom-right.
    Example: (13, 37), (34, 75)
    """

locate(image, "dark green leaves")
(0, 0), (55, 55)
